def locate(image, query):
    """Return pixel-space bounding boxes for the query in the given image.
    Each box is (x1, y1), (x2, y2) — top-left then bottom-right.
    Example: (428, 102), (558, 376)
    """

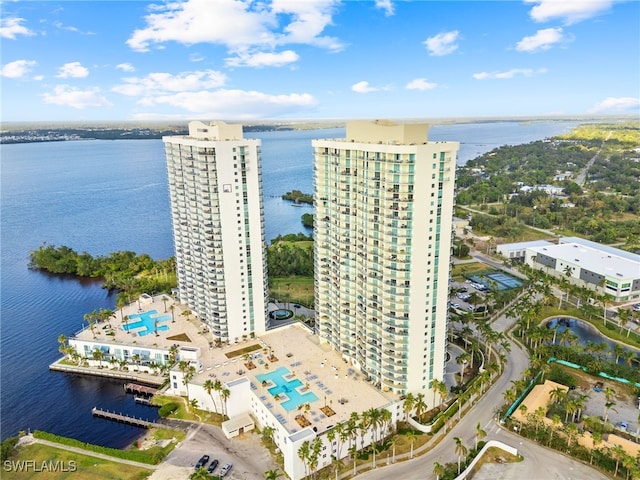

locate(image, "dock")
(134, 396), (158, 406)
(49, 362), (164, 386)
(124, 383), (157, 397)
(91, 407), (157, 428)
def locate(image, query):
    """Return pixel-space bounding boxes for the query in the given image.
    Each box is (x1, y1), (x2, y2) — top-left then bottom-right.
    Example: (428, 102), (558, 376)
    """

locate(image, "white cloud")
(516, 28), (564, 52)
(1, 60), (37, 78)
(473, 68), (548, 80)
(136, 88), (317, 119)
(56, 62), (89, 78)
(351, 81), (378, 93)
(405, 78), (437, 91)
(226, 49), (299, 68)
(375, 0), (395, 16)
(113, 70), (227, 97)
(588, 97), (640, 113)
(424, 31), (460, 56)
(42, 85), (112, 109)
(0, 17), (35, 39)
(126, 0), (342, 60)
(189, 53), (205, 62)
(116, 63), (135, 72)
(525, 0), (614, 25)
(53, 21), (79, 33)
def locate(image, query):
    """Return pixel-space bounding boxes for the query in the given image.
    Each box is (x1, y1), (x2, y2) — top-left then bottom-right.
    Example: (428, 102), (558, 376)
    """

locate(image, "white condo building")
(163, 121), (268, 342)
(313, 120), (459, 395)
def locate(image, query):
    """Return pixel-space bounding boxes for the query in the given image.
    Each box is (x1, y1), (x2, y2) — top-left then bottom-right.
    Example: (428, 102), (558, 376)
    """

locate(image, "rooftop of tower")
(345, 119), (430, 144)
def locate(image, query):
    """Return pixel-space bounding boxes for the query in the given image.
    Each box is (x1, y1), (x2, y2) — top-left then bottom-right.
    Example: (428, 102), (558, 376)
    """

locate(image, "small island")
(282, 190), (313, 205)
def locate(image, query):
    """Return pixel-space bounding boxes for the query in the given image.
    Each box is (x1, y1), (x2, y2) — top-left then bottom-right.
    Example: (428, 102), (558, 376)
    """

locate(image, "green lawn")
(3, 443), (151, 480)
(269, 275), (314, 307)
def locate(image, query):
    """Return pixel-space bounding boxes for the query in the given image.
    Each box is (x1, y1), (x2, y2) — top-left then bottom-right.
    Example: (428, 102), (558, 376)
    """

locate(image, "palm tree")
(603, 400), (617, 424)
(433, 461), (445, 480)
(188, 398), (199, 413)
(203, 379), (218, 413)
(261, 426), (275, 445)
(590, 431), (603, 465)
(92, 348), (105, 368)
(402, 393), (416, 421)
(454, 436), (468, 474)
(414, 393), (428, 422)
(264, 469), (282, 480)
(611, 444), (626, 477)
(192, 467), (209, 480)
(456, 352), (471, 386)
(405, 430), (417, 459)
(431, 379), (447, 406)
(169, 304), (175, 323)
(220, 387), (231, 418)
(475, 422), (486, 450)
(298, 440), (310, 479)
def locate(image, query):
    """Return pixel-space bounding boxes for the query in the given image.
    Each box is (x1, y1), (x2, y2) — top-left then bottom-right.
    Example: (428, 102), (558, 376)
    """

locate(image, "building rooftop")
(529, 242), (640, 280)
(559, 236), (640, 263)
(191, 323), (399, 436)
(75, 294), (398, 436)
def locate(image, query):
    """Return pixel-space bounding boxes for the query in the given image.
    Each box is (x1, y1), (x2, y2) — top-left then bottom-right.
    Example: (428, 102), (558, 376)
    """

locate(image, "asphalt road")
(355, 307), (609, 480)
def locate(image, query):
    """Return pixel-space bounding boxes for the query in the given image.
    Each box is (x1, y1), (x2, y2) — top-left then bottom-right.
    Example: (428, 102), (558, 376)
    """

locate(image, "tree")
(454, 436), (468, 474)
(298, 440), (310, 479)
(92, 348), (105, 368)
(188, 398), (199, 413)
(433, 461), (445, 480)
(264, 469), (282, 480)
(203, 379), (218, 413)
(414, 393), (428, 422)
(456, 352), (471, 386)
(475, 422), (486, 450)
(405, 430), (417, 459)
(611, 444), (626, 477)
(191, 467), (209, 480)
(603, 401), (617, 424)
(220, 387), (231, 418)
(402, 393), (415, 421)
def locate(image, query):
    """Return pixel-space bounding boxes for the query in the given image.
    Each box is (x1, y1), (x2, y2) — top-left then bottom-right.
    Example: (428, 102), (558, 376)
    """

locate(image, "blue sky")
(1, 0), (639, 122)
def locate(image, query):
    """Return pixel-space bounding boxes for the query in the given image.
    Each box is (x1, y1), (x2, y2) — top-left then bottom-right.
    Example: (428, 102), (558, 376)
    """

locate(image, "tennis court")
(468, 271), (523, 291)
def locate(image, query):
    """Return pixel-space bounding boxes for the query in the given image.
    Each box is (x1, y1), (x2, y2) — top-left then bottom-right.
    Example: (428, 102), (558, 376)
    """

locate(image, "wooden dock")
(91, 407), (156, 428)
(124, 383), (157, 397)
(134, 396), (158, 406)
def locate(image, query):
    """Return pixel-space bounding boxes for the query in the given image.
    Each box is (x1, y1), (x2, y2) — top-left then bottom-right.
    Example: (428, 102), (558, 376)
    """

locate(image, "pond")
(545, 317), (640, 366)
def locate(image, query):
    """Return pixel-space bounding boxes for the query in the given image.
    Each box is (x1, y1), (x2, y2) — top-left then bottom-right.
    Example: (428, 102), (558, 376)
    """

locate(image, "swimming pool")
(257, 366), (319, 412)
(123, 310), (172, 337)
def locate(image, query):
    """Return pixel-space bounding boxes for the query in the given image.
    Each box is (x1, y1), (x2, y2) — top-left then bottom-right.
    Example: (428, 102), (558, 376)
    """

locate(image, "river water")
(0, 120), (582, 446)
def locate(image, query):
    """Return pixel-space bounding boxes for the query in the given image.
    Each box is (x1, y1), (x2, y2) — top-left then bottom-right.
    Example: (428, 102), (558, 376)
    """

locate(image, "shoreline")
(49, 358), (165, 386)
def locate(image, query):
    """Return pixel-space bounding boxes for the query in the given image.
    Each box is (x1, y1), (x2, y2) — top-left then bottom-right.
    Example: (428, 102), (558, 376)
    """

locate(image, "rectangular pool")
(257, 366), (319, 412)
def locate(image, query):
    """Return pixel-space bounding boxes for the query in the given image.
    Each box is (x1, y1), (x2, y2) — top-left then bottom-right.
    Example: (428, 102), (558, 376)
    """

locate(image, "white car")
(219, 463), (233, 477)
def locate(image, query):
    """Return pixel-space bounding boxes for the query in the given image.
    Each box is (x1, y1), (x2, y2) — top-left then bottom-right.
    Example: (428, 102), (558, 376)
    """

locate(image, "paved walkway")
(17, 434), (157, 470)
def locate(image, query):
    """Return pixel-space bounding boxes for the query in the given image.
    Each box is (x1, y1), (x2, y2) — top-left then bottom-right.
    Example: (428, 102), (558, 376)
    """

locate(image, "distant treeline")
(29, 244), (176, 304)
(0, 125), (299, 143)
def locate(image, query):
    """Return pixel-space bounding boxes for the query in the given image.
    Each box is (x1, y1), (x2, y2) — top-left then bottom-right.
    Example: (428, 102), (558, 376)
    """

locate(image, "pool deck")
(71, 295), (398, 434)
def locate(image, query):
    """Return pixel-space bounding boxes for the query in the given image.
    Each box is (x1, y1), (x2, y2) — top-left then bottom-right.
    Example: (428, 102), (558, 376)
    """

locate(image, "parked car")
(219, 463), (233, 477)
(619, 421), (628, 432)
(195, 454), (210, 470)
(208, 459), (219, 474)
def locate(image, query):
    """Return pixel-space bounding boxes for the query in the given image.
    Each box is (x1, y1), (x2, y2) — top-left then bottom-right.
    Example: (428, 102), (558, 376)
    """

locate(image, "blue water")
(257, 367), (319, 411)
(123, 310), (172, 336)
(546, 317), (640, 365)
(1, 121), (581, 445)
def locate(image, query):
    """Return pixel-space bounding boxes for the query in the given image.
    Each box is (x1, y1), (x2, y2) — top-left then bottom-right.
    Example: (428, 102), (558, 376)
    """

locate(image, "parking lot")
(148, 421), (277, 480)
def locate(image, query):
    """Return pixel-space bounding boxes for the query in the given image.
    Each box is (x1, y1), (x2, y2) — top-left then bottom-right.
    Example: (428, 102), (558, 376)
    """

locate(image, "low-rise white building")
(512, 237), (640, 301)
(166, 323), (404, 480)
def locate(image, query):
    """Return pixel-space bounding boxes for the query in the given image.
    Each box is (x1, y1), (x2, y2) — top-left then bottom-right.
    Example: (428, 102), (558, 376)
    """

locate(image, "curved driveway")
(356, 310), (609, 480)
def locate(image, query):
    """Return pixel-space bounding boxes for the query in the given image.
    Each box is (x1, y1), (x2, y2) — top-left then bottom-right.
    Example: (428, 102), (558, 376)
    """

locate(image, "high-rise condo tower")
(163, 121), (268, 342)
(313, 120), (459, 395)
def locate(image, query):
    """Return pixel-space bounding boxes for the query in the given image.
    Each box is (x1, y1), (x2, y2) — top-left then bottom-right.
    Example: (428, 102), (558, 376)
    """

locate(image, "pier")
(91, 407), (157, 428)
(124, 383), (157, 397)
